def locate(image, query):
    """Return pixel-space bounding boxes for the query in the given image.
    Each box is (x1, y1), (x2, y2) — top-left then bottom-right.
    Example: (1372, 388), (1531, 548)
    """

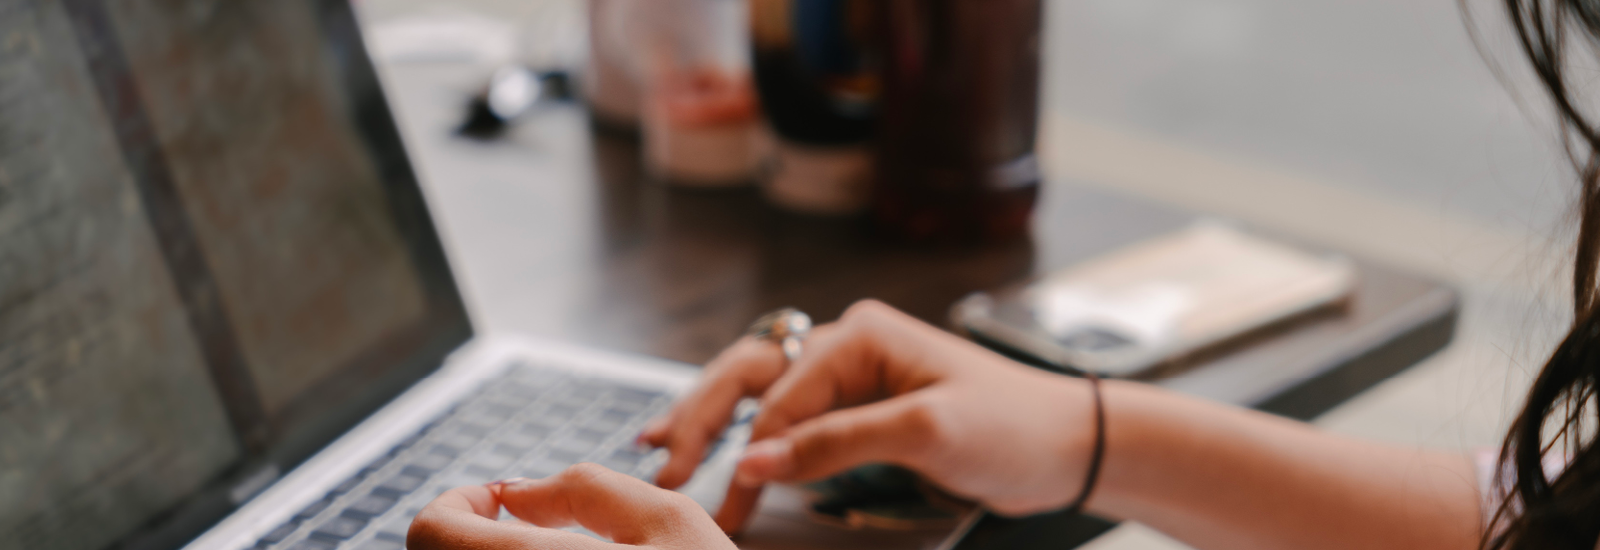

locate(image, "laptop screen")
(0, 1), (471, 549)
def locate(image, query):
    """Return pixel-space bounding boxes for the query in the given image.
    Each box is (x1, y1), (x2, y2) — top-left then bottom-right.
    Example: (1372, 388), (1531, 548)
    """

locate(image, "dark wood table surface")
(379, 62), (1459, 549)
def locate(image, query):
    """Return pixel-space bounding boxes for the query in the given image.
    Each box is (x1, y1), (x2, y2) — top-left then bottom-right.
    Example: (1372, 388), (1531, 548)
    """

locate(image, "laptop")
(2, 1), (986, 550)
(0, 1), (756, 549)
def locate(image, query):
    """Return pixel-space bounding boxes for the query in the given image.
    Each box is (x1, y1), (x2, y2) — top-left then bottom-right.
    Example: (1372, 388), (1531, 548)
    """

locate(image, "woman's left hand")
(406, 463), (737, 550)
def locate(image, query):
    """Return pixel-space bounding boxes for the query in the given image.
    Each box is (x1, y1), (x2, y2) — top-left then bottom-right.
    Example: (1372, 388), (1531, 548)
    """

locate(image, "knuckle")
(901, 395), (952, 459)
(652, 491), (706, 524)
(842, 299), (890, 323)
(563, 462), (613, 484)
(749, 410), (790, 440)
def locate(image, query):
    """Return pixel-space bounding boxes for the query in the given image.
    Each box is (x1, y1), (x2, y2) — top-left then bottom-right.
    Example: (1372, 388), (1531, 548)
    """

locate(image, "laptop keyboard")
(250, 362), (686, 550)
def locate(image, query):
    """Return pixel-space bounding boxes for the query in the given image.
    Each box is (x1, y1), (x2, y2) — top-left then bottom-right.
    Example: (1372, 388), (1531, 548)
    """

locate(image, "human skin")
(412, 299), (1483, 550)
(641, 300), (1484, 550)
(407, 463), (737, 550)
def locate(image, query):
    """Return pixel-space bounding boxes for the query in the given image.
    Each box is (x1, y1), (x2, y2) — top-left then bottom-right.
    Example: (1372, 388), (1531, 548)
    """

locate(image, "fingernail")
(637, 419), (666, 446)
(734, 439), (792, 487)
(484, 477), (530, 494)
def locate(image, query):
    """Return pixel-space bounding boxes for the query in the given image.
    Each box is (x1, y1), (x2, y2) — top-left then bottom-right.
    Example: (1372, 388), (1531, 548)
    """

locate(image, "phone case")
(953, 222), (1357, 378)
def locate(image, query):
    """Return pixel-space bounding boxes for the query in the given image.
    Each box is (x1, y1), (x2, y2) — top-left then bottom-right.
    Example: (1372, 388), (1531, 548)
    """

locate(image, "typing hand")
(639, 300), (1098, 533)
(406, 464), (735, 550)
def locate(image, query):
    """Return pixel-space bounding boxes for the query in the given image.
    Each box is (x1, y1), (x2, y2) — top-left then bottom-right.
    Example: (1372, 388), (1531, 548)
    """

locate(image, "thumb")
(735, 395), (938, 486)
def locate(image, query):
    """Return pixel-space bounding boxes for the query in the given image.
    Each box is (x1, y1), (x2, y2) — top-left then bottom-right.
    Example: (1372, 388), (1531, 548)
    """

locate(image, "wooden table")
(378, 62), (1458, 549)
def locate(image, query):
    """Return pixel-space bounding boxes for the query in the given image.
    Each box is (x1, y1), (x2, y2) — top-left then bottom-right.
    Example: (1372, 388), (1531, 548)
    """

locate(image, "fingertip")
(638, 418), (669, 447)
(734, 439), (794, 486)
(652, 457), (694, 489)
(713, 485), (763, 535)
(437, 484), (502, 519)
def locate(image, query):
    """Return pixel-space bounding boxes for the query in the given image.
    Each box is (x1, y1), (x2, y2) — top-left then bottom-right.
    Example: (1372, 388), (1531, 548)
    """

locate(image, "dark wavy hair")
(1483, 1), (1600, 548)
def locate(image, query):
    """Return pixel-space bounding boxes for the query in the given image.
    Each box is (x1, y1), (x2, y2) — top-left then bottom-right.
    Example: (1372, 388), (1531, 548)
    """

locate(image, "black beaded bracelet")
(1063, 372), (1106, 515)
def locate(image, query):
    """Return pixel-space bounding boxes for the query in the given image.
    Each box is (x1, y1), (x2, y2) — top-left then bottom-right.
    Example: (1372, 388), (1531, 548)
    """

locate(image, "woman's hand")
(407, 463), (736, 550)
(639, 300), (1099, 533)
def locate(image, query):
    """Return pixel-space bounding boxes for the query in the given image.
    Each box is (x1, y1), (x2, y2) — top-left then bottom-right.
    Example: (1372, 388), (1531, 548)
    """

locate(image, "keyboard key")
(427, 443), (461, 458)
(613, 387), (664, 405)
(545, 447), (585, 463)
(374, 472), (426, 496)
(293, 498), (333, 520)
(455, 423), (491, 438)
(420, 483), (454, 500)
(286, 540), (337, 550)
(522, 458), (568, 478)
(470, 453), (515, 471)
(569, 384), (604, 400)
(487, 392), (535, 409)
(573, 428), (609, 443)
(601, 449), (643, 472)
(311, 516), (367, 540)
(558, 395), (597, 410)
(471, 402), (518, 420)
(406, 453), (453, 473)
(585, 409), (633, 431)
(258, 521), (299, 544)
(343, 493), (396, 519)
(516, 422), (552, 437)
(436, 431), (482, 449)
(362, 453), (395, 473)
(329, 473), (365, 495)
(354, 539), (404, 550)
(375, 515), (410, 541)
(498, 430), (543, 450)
(441, 470), (492, 488)
(465, 464), (501, 479)
(492, 442), (533, 458)
(545, 404), (581, 419)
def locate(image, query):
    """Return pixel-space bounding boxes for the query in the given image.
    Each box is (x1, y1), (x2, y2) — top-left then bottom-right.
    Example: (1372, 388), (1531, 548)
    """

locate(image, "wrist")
(1082, 380), (1192, 519)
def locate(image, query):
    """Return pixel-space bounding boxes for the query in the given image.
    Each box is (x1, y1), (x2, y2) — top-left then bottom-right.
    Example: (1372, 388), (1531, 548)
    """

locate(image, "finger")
(750, 301), (950, 442)
(713, 482), (764, 535)
(637, 415), (672, 447)
(499, 463), (710, 545)
(714, 302), (946, 534)
(654, 337), (788, 488)
(407, 485), (619, 550)
(735, 395), (935, 485)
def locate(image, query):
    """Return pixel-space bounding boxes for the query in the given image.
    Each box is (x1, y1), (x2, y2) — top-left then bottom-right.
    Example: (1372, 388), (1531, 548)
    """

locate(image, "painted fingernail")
(734, 439), (792, 487)
(485, 477), (530, 491)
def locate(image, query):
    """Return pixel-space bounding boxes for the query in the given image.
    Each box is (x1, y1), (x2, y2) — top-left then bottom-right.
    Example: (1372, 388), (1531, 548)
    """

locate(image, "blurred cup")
(750, 0), (879, 213)
(632, 0), (764, 186)
(871, 0), (1043, 241)
(749, 0), (1043, 240)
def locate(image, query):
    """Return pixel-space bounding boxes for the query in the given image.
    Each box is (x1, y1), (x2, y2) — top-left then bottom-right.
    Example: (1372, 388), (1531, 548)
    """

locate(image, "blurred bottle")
(871, 0), (1042, 241)
(625, 0), (764, 186)
(750, 0), (879, 213)
(748, 0), (1042, 239)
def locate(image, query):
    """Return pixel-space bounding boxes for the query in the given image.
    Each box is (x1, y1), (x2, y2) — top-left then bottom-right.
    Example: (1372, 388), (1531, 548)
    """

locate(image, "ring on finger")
(747, 307), (811, 362)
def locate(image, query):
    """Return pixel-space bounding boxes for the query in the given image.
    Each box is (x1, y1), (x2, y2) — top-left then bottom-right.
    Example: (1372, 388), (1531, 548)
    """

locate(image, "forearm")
(1089, 381), (1482, 550)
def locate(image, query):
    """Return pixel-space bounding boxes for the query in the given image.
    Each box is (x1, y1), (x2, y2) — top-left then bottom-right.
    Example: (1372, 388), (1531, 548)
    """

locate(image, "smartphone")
(952, 221), (1356, 379)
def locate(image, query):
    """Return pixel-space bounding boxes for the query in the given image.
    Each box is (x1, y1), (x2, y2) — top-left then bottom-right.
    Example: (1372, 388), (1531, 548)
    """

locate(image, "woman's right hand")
(638, 300), (1101, 533)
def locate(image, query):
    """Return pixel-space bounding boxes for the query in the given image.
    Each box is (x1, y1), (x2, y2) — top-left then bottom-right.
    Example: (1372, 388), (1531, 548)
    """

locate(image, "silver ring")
(747, 308), (811, 362)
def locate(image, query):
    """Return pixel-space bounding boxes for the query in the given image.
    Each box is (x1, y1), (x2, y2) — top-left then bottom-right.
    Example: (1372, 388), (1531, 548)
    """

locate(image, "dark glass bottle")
(747, 0), (1042, 238)
(870, 0), (1043, 242)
